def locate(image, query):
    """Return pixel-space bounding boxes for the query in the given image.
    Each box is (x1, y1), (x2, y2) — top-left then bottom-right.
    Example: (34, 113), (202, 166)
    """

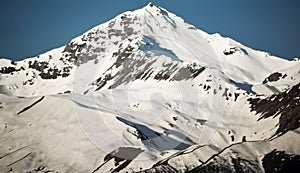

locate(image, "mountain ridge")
(0, 3), (299, 173)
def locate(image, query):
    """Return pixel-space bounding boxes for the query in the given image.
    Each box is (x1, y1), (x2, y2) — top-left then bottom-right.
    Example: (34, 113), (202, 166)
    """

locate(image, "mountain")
(0, 3), (299, 172)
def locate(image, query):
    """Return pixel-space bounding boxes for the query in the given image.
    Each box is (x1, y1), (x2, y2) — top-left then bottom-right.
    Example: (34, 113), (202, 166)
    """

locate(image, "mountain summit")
(0, 4), (299, 173)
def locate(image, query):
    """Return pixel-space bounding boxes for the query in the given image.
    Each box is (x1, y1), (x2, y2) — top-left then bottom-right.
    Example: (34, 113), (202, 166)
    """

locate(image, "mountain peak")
(148, 2), (154, 7)
(0, 3), (299, 173)
(143, 2), (169, 16)
(147, 2), (159, 9)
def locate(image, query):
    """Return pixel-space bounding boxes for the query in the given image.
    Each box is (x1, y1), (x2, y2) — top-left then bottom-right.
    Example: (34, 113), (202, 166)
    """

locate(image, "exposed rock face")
(0, 66), (21, 74)
(262, 72), (285, 84)
(262, 150), (300, 173)
(248, 83), (300, 137)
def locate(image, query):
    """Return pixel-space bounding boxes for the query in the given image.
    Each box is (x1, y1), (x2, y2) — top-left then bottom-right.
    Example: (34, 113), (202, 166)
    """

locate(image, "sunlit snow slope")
(0, 3), (299, 173)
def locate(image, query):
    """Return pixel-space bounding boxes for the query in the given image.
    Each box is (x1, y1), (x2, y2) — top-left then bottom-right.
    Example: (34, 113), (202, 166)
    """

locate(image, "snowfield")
(0, 3), (299, 173)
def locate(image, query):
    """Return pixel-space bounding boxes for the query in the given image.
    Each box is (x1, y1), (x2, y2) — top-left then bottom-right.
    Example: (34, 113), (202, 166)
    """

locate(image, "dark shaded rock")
(140, 165), (177, 173)
(222, 88), (229, 100)
(234, 93), (240, 101)
(63, 42), (86, 64)
(64, 90), (71, 94)
(262, 150), (300, 173)
(10, 60), (17, 65)
(223, 47), (238, 55)
(28, 59), (72, 79)
(29, 60), (49, 71)
(248, 83), (300, 137)
(188, 156), (260, 173)
(0, 66), (20, 74)
(262, 72), (283, 84)
(188, 161), (232, 173)
(171, 66), (205, 81)
(95, 74), (113, 91)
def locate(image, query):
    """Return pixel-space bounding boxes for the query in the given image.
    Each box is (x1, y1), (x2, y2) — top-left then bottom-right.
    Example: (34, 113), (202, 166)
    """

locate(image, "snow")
(0, 3), (299, 173)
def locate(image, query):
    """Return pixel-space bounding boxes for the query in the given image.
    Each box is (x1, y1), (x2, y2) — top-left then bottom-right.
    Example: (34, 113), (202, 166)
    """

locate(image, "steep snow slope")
(0, 3), (299, 173)
(200, 31), (298, 84)
(253, 60), (300, 94)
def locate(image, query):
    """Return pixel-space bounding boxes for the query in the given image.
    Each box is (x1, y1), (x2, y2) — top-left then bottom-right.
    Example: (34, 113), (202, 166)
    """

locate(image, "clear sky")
(0, 0), (299, 61)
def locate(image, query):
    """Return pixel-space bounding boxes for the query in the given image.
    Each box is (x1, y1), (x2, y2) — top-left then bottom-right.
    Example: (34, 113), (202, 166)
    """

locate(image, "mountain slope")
(0, 3), (299, 173)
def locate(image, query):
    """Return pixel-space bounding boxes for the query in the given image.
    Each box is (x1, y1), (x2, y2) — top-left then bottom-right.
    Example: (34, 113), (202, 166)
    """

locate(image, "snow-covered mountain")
(0, 3), (299, 172)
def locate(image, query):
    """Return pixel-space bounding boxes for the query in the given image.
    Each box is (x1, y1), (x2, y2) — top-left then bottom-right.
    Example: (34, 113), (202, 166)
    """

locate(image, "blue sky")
(0, 0), (300, 61)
